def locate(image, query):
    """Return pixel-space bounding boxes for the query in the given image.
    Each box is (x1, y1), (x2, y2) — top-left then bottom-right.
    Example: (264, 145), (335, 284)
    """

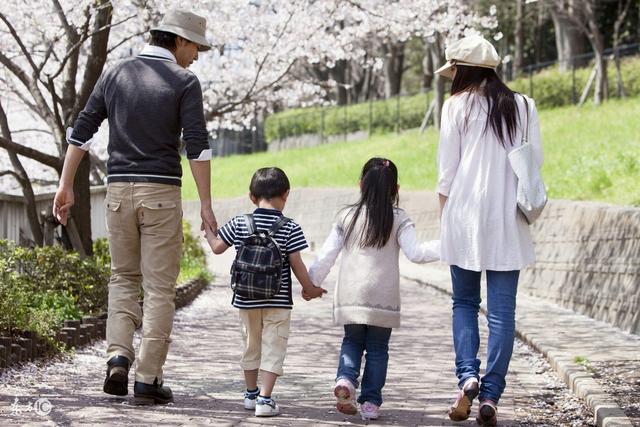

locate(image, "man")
(53, 10), (217, 405)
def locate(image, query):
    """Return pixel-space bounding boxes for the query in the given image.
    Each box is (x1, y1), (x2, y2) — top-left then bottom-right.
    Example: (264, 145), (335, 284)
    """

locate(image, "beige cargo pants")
(105, 182), (182, 384)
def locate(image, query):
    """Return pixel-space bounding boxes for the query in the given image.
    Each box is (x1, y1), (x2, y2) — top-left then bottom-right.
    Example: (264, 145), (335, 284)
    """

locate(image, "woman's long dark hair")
(344, 157), (399, 249)
(451, 64), (519, 146)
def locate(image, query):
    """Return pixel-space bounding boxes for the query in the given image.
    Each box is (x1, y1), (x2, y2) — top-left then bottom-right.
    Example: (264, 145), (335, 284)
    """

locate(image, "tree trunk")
(422, 41), (434, 90)
(514, 0), (525, 79)
(612, 0), (632, 97)
(330, 59), (348, 105)
(383, 41), (405, 98)
(71, 156), (93, 255)
(550, 8), (587, 71)
(0, 103), (43, 245)
(429, 40), (445, 130)
(584, 2), (608, 104)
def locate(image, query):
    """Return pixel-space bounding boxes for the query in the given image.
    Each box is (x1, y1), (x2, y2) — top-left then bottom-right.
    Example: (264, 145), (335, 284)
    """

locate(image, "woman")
(435, 35), (543, 426)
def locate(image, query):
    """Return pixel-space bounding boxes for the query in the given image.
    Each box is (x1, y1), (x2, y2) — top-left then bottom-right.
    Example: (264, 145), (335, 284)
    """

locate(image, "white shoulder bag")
(508, 96), (547, 224)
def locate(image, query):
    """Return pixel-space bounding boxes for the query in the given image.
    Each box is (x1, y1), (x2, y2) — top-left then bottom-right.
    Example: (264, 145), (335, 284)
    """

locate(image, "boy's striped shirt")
(218, 208), (308, 309)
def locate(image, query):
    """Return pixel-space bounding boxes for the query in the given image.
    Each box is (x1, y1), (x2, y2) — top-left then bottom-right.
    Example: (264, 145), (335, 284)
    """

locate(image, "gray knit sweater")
(68, 45), (210, 186)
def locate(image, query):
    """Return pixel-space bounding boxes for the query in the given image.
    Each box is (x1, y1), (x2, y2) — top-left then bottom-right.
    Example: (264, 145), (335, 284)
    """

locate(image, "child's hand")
(204, 226), (217, 242)
(302, 285), (327, 300)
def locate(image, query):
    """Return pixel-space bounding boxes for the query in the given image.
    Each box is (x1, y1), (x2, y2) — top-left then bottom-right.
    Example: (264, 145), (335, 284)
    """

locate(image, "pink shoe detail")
(360, 401), (380, 420)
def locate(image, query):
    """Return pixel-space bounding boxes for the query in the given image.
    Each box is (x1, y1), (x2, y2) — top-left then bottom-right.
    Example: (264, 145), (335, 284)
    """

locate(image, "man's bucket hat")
(151, 10), (211, 52)
(435, 35), (501, 79)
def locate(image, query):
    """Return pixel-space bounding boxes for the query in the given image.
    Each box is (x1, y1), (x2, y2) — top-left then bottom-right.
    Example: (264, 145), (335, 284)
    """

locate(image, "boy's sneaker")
(448, 377), (479, 421)
(255, 396), (279, 417)
(476, 399), (498, 426)
(360, 401), (380, 420)
(333, 378), (357, 415)
(243, 388), (260, 410)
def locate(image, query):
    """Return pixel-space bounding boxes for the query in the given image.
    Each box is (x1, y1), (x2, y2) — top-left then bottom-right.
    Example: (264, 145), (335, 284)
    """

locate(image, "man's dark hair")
(149, 30), (178, 50)
(250, 167), (290, 200)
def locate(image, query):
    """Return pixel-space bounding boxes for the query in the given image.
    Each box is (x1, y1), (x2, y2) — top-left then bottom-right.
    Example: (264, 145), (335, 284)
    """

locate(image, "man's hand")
(53, 185), (74, 226)
(200, 204), (218, 236)
(302, 285), (328, 300)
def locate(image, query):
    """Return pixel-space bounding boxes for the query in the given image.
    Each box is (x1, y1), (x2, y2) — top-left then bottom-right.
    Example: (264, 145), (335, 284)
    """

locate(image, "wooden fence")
(0, 186), (108, 245)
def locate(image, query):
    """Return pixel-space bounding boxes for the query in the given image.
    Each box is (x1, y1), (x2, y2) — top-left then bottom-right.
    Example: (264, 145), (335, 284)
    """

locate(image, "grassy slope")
(182, 97), (640, 206)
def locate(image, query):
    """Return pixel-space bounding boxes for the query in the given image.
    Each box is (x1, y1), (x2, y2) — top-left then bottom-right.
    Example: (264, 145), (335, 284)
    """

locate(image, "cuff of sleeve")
(436, 182), (450, 197)
(66, 127), (93, 151)
(218, 230), (233, 247)
(189, 148), (212, 161)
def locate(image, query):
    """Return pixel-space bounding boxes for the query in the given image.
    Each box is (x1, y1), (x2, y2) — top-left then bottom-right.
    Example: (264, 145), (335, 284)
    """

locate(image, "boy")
(205, 167), (326, 417)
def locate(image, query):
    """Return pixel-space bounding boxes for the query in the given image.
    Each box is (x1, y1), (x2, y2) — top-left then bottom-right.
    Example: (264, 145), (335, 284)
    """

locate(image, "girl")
(435, 36), (543, 426)
(308, 157), (440, 420)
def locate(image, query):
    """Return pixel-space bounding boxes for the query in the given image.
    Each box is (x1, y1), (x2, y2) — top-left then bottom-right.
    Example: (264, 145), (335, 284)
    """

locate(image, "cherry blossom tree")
(0, 0), (489, 250)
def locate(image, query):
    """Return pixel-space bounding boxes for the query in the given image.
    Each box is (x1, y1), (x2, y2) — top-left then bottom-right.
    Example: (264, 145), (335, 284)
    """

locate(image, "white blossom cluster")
(0, 0), (496, 194)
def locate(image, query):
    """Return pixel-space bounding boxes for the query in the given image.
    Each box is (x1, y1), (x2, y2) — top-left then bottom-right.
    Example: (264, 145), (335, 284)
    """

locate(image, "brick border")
(0, 277), (209, 373)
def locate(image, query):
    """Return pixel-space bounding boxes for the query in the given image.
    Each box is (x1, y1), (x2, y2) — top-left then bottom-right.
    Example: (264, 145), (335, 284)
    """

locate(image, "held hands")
(52, 185), (74, 226)
(200, 204), (218, 237)
(301, 285), (328, 301)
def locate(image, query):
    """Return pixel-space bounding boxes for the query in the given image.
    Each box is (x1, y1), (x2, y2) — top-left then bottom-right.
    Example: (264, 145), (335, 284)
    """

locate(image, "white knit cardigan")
(309, 207), (440, 328)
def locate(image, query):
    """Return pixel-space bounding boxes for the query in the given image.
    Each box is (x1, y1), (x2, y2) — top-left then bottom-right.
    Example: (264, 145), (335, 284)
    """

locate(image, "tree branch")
(0, 135), (63, 172)
(49, 13), (134, 82)
(0, 12), (41, 78)
(108, 30), (147, 54)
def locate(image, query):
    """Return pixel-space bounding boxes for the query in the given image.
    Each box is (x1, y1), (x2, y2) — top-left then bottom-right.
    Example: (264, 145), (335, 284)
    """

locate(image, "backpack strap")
(244, 214), (257, 235)
(267, 216), (291, 237)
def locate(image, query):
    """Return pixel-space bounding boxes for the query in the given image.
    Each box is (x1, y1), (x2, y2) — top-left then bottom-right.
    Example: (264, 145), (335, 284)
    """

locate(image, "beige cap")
(151, 10), (211, 52)
(435, 35), (501, 79)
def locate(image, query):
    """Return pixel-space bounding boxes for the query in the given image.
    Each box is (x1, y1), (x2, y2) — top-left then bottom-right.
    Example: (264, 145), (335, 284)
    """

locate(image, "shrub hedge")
(0, 220), (209, 343)
(265, 56), (640, 142)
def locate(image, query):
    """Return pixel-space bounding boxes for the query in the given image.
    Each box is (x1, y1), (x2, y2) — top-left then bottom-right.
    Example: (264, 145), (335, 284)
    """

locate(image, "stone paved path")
(0, 250), (583, 426)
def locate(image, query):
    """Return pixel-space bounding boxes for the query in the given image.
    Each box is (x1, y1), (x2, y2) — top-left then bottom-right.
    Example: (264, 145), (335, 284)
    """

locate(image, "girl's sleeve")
(437, 99), (461, 197)
(397, 220), (440, 263)
(308, 222), (344, 286)
(528, 99), (544, 167)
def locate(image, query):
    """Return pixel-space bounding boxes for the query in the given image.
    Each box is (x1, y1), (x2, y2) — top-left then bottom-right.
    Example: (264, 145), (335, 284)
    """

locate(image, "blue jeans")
(336, 324), (392, 406)
(450, 265), (519, 403)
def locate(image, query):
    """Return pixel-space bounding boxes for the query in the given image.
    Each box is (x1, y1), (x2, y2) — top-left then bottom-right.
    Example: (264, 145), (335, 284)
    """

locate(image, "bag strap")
(244, 214), (256, 235)
(521, 94), (530, 145)
(268, 216), (291, 237)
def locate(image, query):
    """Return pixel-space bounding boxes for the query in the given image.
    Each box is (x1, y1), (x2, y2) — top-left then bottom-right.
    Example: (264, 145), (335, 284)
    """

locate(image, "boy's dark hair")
(344, 157), (399, 249)
(249, 167), (290, 200)
(150, 30), (178, 51)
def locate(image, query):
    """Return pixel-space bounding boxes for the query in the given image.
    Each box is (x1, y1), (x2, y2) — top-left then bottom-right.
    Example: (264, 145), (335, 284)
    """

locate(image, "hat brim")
(435, 61), (455, 79)
(151, 24), (211, 52)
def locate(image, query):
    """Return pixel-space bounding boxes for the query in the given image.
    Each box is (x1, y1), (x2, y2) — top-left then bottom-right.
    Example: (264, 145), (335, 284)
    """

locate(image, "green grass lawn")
(182, 96), (640, 206)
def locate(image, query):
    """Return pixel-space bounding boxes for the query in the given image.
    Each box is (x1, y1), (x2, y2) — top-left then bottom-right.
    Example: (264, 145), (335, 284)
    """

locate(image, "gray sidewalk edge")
(401, 273), (634, 427)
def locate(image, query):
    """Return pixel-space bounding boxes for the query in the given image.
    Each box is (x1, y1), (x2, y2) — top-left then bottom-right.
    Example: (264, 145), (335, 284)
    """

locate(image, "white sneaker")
(243, 389), (259, 410)
(360, 401), (380, 420)
(334, 378), (357, 415)
(255, 396), (280, 417)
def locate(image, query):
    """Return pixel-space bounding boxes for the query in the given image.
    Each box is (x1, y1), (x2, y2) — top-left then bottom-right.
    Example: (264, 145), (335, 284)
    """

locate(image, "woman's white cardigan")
(437, 92), (543, 272)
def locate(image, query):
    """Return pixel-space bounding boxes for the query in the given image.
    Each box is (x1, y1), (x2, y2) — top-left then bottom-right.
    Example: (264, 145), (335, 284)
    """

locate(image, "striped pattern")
(218, 208), (308, 309)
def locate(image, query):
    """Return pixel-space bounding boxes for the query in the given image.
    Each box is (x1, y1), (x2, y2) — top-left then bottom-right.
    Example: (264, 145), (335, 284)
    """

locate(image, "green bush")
(265, 92), (433, 142)
(509, 56), (640, 109)
(0, 241), (107, 340)
(0, 221), (210, 342)
(265, 56), (640, 142)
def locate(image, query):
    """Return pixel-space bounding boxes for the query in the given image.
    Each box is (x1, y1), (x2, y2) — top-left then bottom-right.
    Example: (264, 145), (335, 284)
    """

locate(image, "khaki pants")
(239, 308), (291, 376)
(105, 182), (182, 384)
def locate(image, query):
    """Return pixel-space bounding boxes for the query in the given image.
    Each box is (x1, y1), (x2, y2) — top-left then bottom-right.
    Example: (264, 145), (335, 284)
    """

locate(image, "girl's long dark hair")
(451, 65), (519, 146)
(344, 157), (399, 249)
